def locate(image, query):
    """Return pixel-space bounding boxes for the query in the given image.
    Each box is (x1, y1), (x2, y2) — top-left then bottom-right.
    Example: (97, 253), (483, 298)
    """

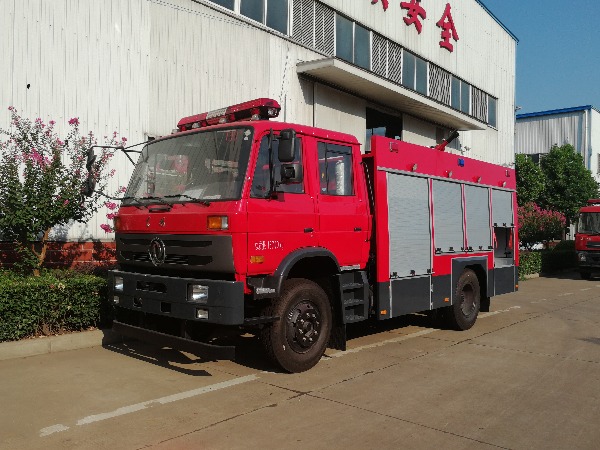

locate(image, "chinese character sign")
(368, 0), (460, 53)
(401, 0), (427, 34)
(436, 3), (459, 52)
(371, 0), (389, 11)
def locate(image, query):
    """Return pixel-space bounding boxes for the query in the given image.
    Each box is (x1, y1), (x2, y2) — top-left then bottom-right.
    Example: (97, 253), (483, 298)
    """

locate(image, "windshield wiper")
(143, 195), (173, 209)
(162, 194), (211, 206)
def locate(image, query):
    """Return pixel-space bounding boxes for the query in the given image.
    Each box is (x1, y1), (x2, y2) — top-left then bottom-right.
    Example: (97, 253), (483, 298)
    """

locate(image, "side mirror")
(278, 129), (296, 163)
(280, 162), (303, 184)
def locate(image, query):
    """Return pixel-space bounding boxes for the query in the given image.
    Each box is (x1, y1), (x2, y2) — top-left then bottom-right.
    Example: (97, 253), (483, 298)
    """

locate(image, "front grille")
(116, 233), (234, 274)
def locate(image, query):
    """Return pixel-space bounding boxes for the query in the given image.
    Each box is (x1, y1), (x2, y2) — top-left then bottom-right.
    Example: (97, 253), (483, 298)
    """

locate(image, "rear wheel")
(445, 269), (480, 330)
(261, 279), (332, 373)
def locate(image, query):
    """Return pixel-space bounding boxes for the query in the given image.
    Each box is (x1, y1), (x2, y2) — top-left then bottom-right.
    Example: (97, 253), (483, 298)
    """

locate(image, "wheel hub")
(287, 301), (322, 351)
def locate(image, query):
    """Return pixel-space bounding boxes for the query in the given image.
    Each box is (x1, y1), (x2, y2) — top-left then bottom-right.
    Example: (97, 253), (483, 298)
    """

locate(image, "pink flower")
(68, 117), (79, 126)
(63, 199), (69, 206)
(8, 106), (14, 111)
(100, 224), (113, 233)
(106, 213), (116, 220)
(105, 201), (118, 210)
(121, 137), (128, 142)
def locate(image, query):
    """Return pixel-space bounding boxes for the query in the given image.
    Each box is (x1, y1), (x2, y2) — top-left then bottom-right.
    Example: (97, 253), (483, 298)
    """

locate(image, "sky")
(484, 0), (600, 114)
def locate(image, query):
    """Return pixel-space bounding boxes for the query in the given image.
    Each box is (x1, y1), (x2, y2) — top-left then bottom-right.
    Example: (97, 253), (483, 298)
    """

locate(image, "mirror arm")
(267, 128), (276, 199)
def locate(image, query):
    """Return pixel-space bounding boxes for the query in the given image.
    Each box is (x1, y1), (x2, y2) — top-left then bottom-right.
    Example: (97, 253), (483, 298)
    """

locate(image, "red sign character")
(400, 0), (427, 34)
(371, 0), (389, 11)
(436, 3), (459, 52)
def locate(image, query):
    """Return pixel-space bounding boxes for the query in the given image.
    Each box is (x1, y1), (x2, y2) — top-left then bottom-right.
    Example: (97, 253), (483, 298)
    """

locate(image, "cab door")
(314, 140), (369, 268)
(246, 134), (317, 275)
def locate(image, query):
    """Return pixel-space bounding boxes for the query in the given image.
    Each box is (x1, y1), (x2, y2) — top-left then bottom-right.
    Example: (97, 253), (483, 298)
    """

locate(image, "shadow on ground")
(102, 313), (443, 375)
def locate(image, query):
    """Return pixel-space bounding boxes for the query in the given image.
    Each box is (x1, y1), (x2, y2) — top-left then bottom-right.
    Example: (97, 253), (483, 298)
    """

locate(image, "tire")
(445, 269), (480, 331)
(261, 279), (332, 373)
(580, 271), (591, 280)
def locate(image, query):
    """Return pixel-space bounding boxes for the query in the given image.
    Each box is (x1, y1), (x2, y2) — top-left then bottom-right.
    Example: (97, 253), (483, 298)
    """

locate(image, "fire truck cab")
(575, 199), (600, 279)
(106, 98), (518, 372)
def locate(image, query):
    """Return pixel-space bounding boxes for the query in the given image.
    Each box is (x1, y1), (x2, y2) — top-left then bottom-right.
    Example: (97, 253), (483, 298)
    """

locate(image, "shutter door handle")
(354, 227), (362, 232)
(304, 228), (314, 233)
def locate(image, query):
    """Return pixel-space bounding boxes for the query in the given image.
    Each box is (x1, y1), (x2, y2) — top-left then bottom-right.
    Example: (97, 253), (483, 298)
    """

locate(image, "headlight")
(196, 308), (209, 319)
(114, 276), (124, 292)
(189, 284), (209, 303)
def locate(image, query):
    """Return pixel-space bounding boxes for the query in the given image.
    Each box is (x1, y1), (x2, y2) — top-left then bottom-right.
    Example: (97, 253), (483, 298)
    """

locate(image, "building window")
(209, 0), (234, 10)
(366, 108), (403, 152)
(335, 15), (370, 69)
(451, 76), (471, 115)
(488, 96), (497, 128)
(240, 0), (288, 34)
(318, 142), (354, 196)
(460, 80), (470, 115)
(402, 50), (427, 95)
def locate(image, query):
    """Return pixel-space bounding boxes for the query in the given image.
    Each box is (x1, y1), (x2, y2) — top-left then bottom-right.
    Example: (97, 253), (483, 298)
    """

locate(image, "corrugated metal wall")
(514, 108), (600, 184)
(515, 111), (586, 156)
(1, 0), (516, 241)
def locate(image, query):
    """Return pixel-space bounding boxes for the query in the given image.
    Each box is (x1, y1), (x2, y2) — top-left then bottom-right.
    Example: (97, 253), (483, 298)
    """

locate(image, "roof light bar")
(177, 98), (281, 132)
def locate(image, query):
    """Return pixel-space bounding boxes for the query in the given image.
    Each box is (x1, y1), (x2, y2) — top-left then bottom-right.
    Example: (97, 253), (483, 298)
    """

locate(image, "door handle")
(354, 227), (362, 232)
(304, 228), (314, 233)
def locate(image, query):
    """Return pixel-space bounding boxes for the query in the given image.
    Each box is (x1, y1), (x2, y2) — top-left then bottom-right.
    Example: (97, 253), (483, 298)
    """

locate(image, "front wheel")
(445, 269), (481, 330)
(261, 279), (332, 373)
(580, 271), (592, 280)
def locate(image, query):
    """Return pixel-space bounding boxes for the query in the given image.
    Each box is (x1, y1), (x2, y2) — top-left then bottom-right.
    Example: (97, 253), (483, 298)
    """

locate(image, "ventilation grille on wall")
(429, 65), (451, 105)
(471, 86), (488, 122)
(372, 33), (402, 84)
(292, 0), (334, 55)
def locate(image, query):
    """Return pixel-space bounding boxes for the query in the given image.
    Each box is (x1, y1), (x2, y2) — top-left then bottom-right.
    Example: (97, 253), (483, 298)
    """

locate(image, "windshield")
(123, 127), (253, 204)
(577, 212), (600, 234)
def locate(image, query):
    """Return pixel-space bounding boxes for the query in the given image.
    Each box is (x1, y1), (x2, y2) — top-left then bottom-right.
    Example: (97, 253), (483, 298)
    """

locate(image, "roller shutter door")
(492, 189), (514, 227)
(465, 185), (491, 250)
(387, 173), (431, 277)
(432, 180), (464, 252)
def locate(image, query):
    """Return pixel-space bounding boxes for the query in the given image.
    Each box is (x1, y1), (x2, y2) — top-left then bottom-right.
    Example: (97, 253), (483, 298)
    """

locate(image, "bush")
(520, 251), (542, 277)
(519, 240), (577, 279)
(518, 202), (566, 249)
(0, 270), (111, 342)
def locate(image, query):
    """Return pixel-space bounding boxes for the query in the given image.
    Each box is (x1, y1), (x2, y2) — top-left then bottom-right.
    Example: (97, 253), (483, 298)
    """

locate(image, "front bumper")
(112, 320), (235, 360)
(577, 251), (600, 269)
(109, 270), (245, 325)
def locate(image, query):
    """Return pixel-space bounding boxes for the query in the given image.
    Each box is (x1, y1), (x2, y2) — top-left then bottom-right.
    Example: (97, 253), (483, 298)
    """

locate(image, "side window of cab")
(317, 142), (354, 196)
(250, 135), (303, 197)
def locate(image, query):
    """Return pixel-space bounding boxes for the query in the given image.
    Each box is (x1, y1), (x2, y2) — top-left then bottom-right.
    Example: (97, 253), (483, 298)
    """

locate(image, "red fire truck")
(104, 98), (518, 372)
(575, 199), (600, 279)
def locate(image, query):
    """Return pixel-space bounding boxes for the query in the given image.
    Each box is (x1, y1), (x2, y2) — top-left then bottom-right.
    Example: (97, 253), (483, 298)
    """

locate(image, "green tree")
(0, 107), (121, 275)
(515, 153), (545, 206)
(539, 144), (599, 225)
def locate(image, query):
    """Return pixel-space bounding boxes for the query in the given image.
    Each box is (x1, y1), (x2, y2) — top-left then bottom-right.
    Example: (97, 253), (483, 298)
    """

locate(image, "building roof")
(475, 1), (519, 43)
(516, 105), (599, 120)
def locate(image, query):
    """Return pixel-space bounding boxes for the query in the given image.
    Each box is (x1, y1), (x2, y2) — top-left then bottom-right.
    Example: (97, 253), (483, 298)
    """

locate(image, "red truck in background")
(105, 98), (518, 372)
(575, 199), (600, 279)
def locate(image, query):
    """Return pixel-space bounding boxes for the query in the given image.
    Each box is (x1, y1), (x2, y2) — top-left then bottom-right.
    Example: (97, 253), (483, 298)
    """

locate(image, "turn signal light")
(207, 216), (229, 230)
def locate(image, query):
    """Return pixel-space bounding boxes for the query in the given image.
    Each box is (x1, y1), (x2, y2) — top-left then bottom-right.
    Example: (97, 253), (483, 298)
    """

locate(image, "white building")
(515, 106), (600, 181)
(2, 0), (517, 241)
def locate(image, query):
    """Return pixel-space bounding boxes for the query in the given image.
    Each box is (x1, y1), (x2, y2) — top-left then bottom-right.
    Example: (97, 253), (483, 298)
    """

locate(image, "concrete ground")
(1, 272), (599, 449)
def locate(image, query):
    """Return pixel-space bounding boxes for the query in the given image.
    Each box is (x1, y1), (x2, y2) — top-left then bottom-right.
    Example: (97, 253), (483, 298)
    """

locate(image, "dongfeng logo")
(148, 238), (166, 266)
